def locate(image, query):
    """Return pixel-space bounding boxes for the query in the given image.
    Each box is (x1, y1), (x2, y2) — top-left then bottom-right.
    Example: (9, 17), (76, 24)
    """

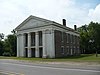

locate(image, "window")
(31, 32), (35, 46)
(61, 46), (64, 54)
(61, 32), (64, 42)
(67, 34), (70, 43)
(39, 31), (42, 46)
(66, 46), (69, 55)
(70, 35), (72, 43)
(25, 33), (28, 47)
(77, 37), (79, 45)
(70, 46), (73, 55)
(73, 36), (75, 44)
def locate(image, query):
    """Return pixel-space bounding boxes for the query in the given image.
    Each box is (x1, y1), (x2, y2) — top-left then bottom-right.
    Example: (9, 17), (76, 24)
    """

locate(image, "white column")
(42, 30), (47, 58)
(17, 35), (20, 57)
(22, 34), (25, 57)
(35, 32), (39, 57)
(50, 29), (55, 58)
(28, 33), (31, 57)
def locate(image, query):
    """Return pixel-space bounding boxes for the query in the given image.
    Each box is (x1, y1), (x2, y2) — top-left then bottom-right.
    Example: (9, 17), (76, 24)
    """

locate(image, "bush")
(2, 52), (11, 56)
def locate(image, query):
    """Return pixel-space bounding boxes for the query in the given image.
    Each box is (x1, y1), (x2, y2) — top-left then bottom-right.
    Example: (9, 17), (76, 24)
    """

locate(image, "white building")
(15, 15), (80, 58)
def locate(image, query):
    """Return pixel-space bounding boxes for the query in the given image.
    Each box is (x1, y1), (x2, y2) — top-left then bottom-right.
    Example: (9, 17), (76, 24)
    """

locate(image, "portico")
(17, 30), (51, 58)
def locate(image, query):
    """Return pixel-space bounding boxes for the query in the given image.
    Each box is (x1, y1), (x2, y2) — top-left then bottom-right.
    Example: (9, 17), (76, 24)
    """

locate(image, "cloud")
(0, 0), (100, 35)
(88, 4), (100, 22)
(0, 0), (74, 35)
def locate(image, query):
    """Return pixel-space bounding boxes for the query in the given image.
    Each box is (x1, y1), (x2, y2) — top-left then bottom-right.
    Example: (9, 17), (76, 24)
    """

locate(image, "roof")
(15, 15), (79, 34)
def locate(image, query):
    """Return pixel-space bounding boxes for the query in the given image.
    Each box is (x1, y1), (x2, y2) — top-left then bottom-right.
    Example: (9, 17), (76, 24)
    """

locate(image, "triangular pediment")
(15, 15), (53, 30)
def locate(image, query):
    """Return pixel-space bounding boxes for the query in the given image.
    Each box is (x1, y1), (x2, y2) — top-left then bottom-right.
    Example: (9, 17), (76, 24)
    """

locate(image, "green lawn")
(0, 54), (100, 63)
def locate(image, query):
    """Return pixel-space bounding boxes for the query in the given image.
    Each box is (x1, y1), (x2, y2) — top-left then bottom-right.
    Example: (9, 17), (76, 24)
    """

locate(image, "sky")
(0, 0), (100, 36)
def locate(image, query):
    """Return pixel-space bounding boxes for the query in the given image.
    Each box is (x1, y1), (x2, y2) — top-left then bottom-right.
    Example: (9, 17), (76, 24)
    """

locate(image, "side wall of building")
(54, 30), (80, 58)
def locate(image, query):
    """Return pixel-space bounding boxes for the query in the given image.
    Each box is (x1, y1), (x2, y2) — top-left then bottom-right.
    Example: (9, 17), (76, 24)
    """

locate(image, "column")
(35, 32), (39, 57)
(22, 34), (25, 57)
(42, 30), (47, 58)
(28, 33), (31, 57)
(17, 35), (20, 57)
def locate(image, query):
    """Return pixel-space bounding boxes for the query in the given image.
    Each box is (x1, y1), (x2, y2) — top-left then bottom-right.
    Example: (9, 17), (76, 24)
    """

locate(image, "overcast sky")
(0, 0), (100, 35)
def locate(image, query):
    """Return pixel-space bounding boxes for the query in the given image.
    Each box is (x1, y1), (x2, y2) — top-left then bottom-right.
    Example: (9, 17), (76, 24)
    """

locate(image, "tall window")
(61, 46), (64, 54)
(39, 31), (42, 46)
(77, 36), (79, 45)
(70, 35), (73, 43)
(61, 32), (64, 42)
(25, 33), (28, 47)
(66, 33), (68, 43)
(73, 36), (75, 44)
(67, 34), (70, 43)
(66, 46), (69, 55)
(31, 32), (35, 46)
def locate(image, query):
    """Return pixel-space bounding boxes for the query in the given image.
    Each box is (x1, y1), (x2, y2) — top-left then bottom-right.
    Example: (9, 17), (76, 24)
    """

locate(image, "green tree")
(78, 21), (100, 56)
(0, 33), (4, 40)
(0, 40), (4, 55)
(88, 22), (100, 56)
(78, 25), (90, 53)
(0, 33), (4, 56)
(4, 34), (17, 56)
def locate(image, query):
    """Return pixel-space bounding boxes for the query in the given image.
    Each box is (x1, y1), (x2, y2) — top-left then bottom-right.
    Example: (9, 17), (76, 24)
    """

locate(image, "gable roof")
(15, 15), (54, 30)
(15, 15), (79, 34)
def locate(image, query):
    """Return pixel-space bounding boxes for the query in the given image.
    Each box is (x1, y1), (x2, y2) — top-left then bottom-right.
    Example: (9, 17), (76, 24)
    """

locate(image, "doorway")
(25, 48), (28, 57)
(39, 47), (43, 58)
(31, 48), (35, 57)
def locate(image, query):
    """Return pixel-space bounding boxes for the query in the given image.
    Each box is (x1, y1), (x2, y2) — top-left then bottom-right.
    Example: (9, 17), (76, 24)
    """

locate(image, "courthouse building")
(15, 15), (80, 58)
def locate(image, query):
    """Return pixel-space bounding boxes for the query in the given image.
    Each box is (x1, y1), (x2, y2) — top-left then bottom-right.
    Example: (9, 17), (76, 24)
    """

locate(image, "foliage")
(0, 34), (17, 56)
(0, 33), (4, 56)
(0, 33), (4, 40)
(0, 40), (4, 55)
(78, 21), (100, 54)
(4, 34), (17, 56)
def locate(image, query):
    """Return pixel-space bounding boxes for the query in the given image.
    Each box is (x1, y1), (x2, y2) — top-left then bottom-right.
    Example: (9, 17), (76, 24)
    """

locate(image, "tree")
(0, 33), (4, 40)
(0, 33), (4, 56)
(88, 22), (100, 56)
(4, 34), (17, 56)
(78, 21), (100, 55)
(0, 40), (4, 55)
(78, 25), (90, 53)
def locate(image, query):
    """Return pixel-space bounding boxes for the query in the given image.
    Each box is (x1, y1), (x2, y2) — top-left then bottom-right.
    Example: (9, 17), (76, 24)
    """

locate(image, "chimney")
(74, 25), (77, 30)
(62, 19), (66, 26)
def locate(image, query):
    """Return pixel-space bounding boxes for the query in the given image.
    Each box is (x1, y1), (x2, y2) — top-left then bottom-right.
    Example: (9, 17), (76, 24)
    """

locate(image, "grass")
(0, 54), (100, 63)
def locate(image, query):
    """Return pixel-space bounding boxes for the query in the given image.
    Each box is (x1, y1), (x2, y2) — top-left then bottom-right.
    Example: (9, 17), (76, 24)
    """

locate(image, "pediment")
(15, 15), (53, 30)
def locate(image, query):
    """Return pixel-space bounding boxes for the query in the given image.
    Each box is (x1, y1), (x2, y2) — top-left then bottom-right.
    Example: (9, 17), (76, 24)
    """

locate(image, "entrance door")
(31, 48), (35, 57)
(39, 48), (43, 58)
